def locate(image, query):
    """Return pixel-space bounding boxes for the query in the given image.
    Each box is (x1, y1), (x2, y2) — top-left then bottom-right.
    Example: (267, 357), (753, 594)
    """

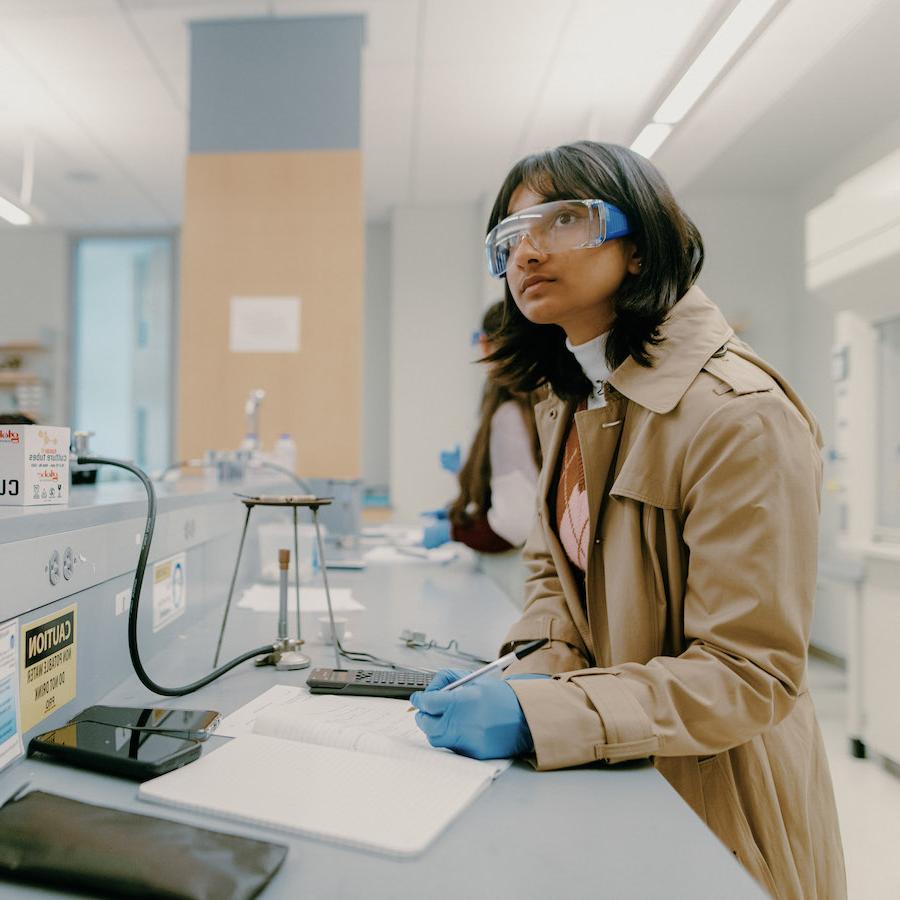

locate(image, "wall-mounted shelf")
(0, 334), (53, 421)
(0, 372), (41, 386)
(0, 342), (48, 354)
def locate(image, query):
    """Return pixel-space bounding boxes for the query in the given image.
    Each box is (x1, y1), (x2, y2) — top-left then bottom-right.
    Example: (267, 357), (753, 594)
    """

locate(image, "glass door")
(72, 236), (175, 472)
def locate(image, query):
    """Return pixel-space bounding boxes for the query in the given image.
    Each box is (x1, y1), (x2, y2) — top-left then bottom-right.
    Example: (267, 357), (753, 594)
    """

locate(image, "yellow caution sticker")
(20, 603), (77, 732)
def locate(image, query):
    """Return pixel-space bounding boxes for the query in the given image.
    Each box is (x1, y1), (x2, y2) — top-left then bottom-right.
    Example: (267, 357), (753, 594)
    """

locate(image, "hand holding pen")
(408, 638), (550, 760)
(407, 638), (547, 708)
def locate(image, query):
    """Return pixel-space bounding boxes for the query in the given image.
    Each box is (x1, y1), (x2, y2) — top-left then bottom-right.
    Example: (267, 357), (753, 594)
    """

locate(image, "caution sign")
(20, 603), (77, 732)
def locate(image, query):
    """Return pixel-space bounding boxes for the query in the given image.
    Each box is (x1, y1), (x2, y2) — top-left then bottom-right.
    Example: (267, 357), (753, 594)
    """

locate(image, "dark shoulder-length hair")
(486, 141), (704, 401)
(448, 302), (541, 530)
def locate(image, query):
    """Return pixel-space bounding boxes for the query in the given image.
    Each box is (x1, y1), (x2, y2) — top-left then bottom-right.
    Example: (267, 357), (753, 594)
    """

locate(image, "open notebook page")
(139, 734), (496, 857)
(253, 691), (509, 778)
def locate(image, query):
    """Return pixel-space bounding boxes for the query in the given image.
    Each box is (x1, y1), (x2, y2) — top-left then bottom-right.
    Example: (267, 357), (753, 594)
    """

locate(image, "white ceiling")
(0, 0), (898, 229)
(0, 0), (727, 228)
(672, 0), (900, 199)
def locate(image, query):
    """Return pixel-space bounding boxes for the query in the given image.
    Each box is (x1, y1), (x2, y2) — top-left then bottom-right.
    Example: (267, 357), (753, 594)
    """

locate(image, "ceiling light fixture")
(630, 0), (781, 157)
(0, 195), (32, 226)
(631, 123), (674, 159)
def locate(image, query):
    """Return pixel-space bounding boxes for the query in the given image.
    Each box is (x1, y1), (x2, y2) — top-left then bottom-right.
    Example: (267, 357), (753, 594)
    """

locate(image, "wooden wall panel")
(177, 150), (363, 478)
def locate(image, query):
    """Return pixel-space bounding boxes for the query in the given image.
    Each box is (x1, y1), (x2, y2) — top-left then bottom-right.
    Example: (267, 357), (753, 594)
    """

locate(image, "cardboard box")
(0, 425), (70, 506)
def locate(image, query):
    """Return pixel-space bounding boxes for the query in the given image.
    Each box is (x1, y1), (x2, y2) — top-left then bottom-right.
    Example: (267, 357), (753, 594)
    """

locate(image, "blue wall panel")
(190, 15), (364, 153)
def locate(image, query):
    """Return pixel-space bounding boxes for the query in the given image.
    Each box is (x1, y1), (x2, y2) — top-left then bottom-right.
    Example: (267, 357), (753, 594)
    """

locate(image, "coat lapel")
(533, 395), (593, 650)
(574, 395), (626, 665)
(575, 396), (626, 550)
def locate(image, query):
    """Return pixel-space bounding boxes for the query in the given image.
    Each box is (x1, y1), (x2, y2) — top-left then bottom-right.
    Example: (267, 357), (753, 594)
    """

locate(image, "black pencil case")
(0, 788), (288, 899)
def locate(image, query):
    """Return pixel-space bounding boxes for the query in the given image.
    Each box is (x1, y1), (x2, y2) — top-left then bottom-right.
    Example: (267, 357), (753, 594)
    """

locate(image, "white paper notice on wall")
(229, 297), (301, 353)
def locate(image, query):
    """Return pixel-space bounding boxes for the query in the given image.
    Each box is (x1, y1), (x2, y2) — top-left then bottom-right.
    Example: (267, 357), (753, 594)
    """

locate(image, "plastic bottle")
(274, 433), (298, 474)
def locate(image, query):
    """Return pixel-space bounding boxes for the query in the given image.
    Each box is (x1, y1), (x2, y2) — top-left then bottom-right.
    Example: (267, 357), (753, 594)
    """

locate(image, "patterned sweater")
(555, 332), (611, 570)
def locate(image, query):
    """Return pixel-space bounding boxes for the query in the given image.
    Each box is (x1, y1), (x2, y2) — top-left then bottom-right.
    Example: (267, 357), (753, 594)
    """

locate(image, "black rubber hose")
(154, 460), (189, 481)
(78, 455), (273, 697)
(254, 459), (313, 494)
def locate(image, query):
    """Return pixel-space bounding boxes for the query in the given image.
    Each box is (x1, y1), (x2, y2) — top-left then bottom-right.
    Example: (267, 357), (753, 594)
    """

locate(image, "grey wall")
(680, 190), (797, 380)
(389, 204), (485, 521)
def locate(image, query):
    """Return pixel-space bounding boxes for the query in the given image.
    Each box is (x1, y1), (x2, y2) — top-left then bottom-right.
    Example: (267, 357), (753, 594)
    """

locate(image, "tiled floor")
(808, 656), (900, 898)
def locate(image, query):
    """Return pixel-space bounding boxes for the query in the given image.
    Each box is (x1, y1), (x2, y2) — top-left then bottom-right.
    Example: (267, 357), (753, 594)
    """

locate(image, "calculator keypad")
(308, 668), (433, 699)
(352, 670), (431, 687)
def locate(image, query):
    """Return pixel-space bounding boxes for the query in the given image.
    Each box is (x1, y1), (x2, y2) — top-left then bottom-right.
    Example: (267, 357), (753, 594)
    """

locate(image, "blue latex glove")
(439, 444), (462, 474)
(410, 671), (547, 759)
(424, 669), (469, 690)
(421, 508), (449, 520)
(422, 518), (451, 549)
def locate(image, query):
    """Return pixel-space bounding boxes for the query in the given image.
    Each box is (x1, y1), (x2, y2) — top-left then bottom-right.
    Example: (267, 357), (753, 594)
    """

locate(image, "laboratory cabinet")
(0, 477), (765, 899)
(856, 546), (900, 762)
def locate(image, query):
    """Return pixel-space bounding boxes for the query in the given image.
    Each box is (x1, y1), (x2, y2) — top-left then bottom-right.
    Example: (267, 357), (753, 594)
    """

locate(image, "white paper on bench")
(139, 733), (502, 857)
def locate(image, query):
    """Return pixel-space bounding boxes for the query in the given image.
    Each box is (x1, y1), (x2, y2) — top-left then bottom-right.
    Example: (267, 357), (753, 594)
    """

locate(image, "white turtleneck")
(566, 332), (612, 409)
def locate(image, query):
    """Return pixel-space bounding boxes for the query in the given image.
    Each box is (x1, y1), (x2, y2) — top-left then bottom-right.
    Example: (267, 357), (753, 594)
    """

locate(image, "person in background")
(423, 302), (541, 602)
(412, 140), (845, 899)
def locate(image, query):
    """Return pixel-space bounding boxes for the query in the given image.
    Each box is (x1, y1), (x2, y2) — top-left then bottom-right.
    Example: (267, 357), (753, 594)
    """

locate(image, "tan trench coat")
(503, 288), (846, 899)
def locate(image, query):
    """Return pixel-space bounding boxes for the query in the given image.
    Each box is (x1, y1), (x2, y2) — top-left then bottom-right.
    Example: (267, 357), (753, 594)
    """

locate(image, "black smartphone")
(71, 705), (220, 741)
(28, 722), (202, 781)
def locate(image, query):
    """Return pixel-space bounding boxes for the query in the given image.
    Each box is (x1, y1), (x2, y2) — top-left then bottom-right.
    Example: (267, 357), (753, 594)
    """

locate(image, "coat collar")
(606, 286), (733, 414)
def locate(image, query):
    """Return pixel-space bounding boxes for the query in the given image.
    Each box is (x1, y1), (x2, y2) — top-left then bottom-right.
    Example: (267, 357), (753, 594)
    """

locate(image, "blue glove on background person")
(422, 518), (451, 549)
(421, 508), (449, 520)
(439, 444), (462, 474)
(410, 670), (549, 759)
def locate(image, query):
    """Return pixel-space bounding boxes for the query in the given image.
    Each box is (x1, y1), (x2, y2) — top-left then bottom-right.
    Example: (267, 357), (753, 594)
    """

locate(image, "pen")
(407, 637), (548, 710)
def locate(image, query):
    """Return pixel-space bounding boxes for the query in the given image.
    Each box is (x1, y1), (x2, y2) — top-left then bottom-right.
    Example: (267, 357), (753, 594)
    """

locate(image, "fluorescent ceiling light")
(630, 123), (673, 158)
(0, 195), (32, 226)
(654, 0), (780, 125)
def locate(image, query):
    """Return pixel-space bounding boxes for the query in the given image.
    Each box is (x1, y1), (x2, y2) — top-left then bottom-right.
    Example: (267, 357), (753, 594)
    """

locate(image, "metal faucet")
(244, 389), (266, 445)
(71, 431), (95, 459)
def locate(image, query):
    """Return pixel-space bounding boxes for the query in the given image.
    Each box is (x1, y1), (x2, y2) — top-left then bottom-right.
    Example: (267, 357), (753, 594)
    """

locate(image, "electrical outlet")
(48, 549), (60, 585)
(115, 589), (130, 616)
(62, 546), (74, 580)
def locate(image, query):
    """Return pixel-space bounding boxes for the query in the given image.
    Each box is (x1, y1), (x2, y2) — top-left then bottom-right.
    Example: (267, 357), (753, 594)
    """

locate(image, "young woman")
(423, 302), (541, 602)
(411, 141), (845, 899)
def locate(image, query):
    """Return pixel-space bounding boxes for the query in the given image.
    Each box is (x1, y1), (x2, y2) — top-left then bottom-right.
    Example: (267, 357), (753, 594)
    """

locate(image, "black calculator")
(306, 668), (434, 699)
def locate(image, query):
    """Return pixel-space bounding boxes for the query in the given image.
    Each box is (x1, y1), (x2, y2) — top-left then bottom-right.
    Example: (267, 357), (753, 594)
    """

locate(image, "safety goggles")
(485, 199), (631, 278)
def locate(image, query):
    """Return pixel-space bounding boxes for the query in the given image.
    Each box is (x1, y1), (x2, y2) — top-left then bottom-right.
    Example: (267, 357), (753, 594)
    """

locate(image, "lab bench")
(0, 481), (764, 899)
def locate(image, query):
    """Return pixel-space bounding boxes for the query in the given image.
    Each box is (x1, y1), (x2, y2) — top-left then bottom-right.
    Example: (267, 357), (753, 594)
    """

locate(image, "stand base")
(276, 651), (311, 671)
(254, 638), (311, 670)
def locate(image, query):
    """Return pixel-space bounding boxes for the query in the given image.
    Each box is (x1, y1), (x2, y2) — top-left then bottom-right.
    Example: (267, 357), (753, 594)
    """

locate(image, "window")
(72, 236), (175, 472)
(876, 315), (900, 533)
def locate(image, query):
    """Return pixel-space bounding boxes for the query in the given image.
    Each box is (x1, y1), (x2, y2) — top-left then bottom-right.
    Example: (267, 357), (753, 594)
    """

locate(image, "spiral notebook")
(138, 690), (509, 857)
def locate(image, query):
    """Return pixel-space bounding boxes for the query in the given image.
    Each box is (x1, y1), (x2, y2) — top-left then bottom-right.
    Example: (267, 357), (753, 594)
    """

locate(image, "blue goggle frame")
(485, 199), (632, 278)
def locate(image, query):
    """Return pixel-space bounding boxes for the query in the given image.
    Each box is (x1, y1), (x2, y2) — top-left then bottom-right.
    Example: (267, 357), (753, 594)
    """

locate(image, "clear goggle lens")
(485, 199), (631, 278)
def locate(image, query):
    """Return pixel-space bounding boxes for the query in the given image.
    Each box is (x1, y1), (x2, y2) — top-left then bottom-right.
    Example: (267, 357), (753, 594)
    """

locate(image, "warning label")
(153, 553), (186, 633)
(20, 603), (77, 732)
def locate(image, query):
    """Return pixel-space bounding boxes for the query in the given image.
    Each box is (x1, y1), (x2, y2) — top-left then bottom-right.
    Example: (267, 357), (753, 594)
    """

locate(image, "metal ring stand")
(213, 496), (343, 670)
